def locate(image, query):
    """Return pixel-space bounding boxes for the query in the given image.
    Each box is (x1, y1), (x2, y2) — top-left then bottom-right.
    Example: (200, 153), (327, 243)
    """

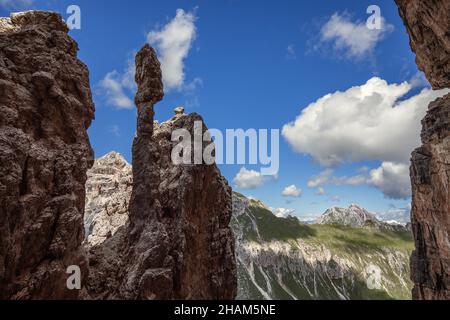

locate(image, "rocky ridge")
(0, 11), (236, 300)
(232, 193), (414, 300)
(316, 204), (409, 232)
(0, 11), (95, 299)
(316, 204), (378, 227)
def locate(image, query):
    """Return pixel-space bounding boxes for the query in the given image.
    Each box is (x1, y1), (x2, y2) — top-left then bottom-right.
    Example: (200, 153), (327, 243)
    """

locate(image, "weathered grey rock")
(396, 0), (450, 300)
(84, 152), (132, 247)
(0, 11), (94, 299)
(87, 45), (237, 300)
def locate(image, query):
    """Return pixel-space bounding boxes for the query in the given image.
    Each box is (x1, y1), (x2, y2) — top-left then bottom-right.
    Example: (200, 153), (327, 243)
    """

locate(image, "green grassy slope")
(232, 193), (414, 300)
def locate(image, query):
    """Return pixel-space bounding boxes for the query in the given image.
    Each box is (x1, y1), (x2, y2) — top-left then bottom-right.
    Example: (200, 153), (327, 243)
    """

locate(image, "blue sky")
(2, 0), (447, 220)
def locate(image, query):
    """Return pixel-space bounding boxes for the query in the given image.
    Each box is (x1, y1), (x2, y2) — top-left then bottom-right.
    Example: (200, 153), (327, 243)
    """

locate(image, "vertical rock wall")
(396, 0), (450, 299)
(0, 11), (95, 299)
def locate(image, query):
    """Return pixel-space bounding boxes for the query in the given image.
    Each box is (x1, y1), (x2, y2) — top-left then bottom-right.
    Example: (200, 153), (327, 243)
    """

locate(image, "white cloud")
(271, 207), (296, 218)
(0, 0), (34, 9)
(307, 169), (333, 188)
(282, 185), (302, 197)
(331, 175), (367, 186)
(313, 161), (410, 199)
(99, 70), (134, 109)
(100, 9), (198, 108)
(319, 12), (393, 59)
(284, 77), (448, 199)
(233, 167), (275, 189)
(283, 77), (449, 199)
(283, 77), (449, 166)
(99, 56), (136, 109)
(147, 9), (197, 91)
(368, 161), (411, 199)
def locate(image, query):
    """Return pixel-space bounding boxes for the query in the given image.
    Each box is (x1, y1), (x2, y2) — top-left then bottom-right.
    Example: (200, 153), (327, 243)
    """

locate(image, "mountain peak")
(317, 204), (378, 227)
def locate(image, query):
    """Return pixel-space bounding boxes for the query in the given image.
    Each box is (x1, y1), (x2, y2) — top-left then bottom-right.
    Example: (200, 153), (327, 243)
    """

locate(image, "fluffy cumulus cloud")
(233, 167), (275, 189)
(147, 9), (197, 91)
(319, 12), (393, 59)
(99, 9), (197, 108)
(282, 185), (302, 197)
(271, 207), (296, 218)
(283, 77), (448, 166)
(331, 175), (367, 186)
(99, 56), (136, 109)
(284, 77), (448, 199)
(368, 161), (411, 199)
(306, 163), (410, 199)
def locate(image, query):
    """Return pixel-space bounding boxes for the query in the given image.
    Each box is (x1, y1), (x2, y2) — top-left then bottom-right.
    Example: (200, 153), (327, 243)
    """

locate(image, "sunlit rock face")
(396, 0), (450, 300)
(0, 11), (95, 299)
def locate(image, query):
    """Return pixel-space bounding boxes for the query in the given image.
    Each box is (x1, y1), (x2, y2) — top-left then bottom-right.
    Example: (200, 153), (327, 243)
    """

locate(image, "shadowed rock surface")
(396, 0), (450, 89)
(396, 0), (450, 300)
(87, 45), (237, 299)
(0, 11), (95, 299)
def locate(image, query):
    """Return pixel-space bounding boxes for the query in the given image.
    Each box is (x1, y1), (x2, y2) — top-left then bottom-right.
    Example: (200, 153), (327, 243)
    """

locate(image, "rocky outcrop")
(87, 45), (236, 300)
(396, 0), (450, 300)
(409, 94), (450, 300)
(84, 152), (132, 247)
(396, 0), (450, 89)
(0, 11), (94, 299)
(316, 204), (409, 232)
(316, 204), (379, 228)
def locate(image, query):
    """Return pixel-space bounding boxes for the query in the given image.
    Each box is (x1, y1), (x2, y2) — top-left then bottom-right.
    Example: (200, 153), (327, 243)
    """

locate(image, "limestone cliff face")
(0, 11), (95, 299)
(396, 0), (450, 299)
(87, 45), (237, 300)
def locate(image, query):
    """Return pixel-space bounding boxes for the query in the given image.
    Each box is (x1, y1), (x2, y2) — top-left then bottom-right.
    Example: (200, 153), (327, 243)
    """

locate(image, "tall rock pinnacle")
(396, 0), (450, 300)
(0, 11), (95, 299)
(111, 44), (237, 299)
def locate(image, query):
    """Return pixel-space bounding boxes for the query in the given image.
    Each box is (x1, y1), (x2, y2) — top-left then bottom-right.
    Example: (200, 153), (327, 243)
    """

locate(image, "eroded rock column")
(117, 44), (237, 299)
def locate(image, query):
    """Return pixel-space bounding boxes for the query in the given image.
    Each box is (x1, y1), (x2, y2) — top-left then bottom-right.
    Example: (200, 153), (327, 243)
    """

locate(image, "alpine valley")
(84, 152), (414, 300)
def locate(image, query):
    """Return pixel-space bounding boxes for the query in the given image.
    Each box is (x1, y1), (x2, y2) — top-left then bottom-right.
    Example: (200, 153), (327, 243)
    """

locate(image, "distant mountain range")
(232, 192), (413, 300)
(297, 205), (411, 227)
